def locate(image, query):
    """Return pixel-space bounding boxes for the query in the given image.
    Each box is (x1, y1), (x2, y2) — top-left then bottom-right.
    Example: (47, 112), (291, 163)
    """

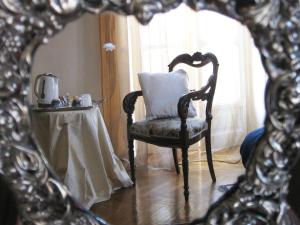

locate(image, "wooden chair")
(123, 52), (219, 201)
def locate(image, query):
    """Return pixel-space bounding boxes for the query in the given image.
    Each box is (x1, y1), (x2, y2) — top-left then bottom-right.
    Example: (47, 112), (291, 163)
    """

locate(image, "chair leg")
(205, 132), (216, 182)
(181, 147), (189, 201)
(172, 148), (180, 174)
(128, 137), (135, 184)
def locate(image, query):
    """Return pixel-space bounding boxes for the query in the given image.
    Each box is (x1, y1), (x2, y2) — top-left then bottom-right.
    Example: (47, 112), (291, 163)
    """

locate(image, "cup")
(80, 94), (92, 107)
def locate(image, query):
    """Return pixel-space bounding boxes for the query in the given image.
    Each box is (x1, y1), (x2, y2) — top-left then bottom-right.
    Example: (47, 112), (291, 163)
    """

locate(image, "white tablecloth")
(31, 107), (133, 208)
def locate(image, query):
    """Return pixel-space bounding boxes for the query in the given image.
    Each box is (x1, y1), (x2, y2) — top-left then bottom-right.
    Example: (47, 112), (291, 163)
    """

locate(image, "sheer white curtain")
(127, 5), (266, 168)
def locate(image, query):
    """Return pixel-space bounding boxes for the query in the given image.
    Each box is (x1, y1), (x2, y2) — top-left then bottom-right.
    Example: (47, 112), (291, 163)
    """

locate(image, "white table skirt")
(31, 107), (133, 209)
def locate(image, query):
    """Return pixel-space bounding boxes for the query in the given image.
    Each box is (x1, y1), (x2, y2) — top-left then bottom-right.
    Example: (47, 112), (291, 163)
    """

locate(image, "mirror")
(1, 0), (299, 224)
(30, 6), (266, 224)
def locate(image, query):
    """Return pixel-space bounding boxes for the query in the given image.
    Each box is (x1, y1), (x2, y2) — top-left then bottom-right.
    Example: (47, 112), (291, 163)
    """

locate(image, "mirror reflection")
(30, 5), (266, 224)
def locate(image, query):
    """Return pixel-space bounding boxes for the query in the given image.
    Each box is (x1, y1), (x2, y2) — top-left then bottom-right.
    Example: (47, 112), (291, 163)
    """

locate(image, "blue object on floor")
(240, 127), (264, 167)
(218, 184), (234, 193)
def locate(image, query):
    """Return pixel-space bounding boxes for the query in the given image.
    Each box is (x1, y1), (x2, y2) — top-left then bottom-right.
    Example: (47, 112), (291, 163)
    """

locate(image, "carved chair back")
(168, 52), (219, 124)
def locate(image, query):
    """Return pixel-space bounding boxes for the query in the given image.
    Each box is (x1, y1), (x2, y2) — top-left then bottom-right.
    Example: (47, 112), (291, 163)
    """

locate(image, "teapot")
(34, 73), (59, 107)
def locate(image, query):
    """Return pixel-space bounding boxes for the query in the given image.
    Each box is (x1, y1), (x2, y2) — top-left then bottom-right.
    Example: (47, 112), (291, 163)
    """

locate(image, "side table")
(31, 106), (133, 209)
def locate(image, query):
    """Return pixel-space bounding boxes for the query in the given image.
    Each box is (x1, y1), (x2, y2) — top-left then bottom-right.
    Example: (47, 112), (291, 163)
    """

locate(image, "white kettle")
(34, 73), (59, 107)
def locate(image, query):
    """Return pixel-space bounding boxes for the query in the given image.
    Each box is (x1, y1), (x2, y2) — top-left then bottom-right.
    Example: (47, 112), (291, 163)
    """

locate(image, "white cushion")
(138, 69), (197, 119)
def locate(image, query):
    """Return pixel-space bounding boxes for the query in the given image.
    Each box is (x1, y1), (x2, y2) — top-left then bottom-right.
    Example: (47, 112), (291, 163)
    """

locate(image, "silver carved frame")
(0, 0), (299, 224)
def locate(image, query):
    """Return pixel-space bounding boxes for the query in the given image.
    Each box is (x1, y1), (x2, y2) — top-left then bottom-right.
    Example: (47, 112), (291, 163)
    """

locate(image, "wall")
(30, 14), (101, 103)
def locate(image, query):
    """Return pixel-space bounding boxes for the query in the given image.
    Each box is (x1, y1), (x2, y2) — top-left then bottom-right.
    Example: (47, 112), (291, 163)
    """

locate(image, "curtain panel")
(99, 14), (130, 159)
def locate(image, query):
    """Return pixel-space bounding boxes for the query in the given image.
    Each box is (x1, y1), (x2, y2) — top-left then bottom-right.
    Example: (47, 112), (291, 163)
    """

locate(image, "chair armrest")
(123, 91), (143, 114)
(177, 75), (215, 120)
(177, 90), (205, 120)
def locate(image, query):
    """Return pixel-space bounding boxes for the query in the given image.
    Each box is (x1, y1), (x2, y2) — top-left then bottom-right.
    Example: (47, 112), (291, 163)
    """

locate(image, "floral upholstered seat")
(130, 117), (208, 139)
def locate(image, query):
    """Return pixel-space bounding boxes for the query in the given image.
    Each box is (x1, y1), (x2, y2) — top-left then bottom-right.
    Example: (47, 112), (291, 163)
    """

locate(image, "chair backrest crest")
(168, 52), (219, 73)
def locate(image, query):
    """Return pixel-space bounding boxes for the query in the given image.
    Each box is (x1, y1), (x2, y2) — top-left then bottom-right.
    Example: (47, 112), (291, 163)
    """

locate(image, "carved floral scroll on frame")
(0, 0), (299, 224)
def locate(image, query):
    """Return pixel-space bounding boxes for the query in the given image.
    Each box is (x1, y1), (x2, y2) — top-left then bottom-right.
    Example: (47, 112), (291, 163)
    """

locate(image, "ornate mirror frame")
(1, 0), (299, 224)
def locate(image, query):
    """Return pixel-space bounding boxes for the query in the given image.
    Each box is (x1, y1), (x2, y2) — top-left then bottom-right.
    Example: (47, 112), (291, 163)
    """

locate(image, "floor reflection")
(91, 151), (244, 225)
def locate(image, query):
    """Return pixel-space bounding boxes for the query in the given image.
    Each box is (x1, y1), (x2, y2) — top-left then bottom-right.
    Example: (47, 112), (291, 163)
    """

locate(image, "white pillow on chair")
(138, 69), (197, 120)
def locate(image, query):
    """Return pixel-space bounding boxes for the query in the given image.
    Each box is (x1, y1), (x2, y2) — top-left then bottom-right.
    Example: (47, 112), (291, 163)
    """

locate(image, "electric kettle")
(34, 73), (59, 107)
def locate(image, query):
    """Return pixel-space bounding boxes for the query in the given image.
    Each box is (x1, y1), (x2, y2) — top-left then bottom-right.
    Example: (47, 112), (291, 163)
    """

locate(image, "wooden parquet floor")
(91, 160), (244, 225)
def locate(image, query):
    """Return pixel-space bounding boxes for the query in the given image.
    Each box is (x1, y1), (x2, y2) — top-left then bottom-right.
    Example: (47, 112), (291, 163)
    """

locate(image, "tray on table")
(31, 105), (93, 113)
